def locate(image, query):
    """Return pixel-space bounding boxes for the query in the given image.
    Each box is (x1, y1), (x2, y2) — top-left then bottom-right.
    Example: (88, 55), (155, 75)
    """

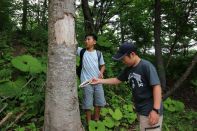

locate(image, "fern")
(11, 55), (43, 74)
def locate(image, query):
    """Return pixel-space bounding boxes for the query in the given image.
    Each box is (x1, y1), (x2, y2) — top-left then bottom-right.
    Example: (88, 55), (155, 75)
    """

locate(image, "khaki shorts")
(139, 115), (163, 131)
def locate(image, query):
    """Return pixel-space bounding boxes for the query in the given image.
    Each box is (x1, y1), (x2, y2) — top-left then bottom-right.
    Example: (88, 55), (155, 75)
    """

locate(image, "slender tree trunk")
(36, 0), (40, 25)
(154, 0), (166, 89)
(120, 13), (125, 43)
(163, 53), (197, 100)
(44, 0), (83, 130)
(41, 0), (48, 28)
(22, 0), (28, 33)
(81, 0), (95, 34)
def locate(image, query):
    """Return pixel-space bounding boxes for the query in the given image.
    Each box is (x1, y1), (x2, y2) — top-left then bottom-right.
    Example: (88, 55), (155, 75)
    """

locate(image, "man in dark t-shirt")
(91, 42), (163, 131)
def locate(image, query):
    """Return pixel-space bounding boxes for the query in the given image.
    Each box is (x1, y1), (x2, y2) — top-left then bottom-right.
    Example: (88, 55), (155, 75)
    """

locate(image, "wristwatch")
(152, 108), (160, 114)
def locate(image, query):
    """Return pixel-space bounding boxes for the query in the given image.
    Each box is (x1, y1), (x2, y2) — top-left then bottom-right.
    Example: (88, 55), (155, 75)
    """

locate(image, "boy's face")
(84, 36), (96, 49)
(121, 52), (136, 67)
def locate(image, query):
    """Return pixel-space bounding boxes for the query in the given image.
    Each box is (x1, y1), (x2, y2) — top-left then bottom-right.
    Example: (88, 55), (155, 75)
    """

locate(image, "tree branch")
(163, 52), (197, 100)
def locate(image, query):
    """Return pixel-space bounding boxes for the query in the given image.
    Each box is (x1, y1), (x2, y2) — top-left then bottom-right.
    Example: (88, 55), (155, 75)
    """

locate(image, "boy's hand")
(148, 110), (159, 126)
(98, 72), (104, 78)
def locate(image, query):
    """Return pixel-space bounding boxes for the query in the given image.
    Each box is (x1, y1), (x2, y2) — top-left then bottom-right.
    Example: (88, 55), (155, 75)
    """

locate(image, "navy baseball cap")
(112, 42), (137, 61)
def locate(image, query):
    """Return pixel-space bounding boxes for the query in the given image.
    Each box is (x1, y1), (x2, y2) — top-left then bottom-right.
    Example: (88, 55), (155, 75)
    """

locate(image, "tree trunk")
(81, 0), (95, 34)
(22, 0), (28, 33)
(41, 0), (48, 29)
(120, 13), (125, 43)
(44, 0), (83, 130)
(154, 0), (166, 89)
(163, 52), (197, 100)
(36, 0), (40, 25)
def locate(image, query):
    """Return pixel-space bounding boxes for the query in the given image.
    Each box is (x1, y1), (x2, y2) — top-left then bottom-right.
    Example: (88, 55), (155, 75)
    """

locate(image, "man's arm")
(148, 84), (162, 125)
(153, 84), (162, 109)
(92, 77), (122, 85)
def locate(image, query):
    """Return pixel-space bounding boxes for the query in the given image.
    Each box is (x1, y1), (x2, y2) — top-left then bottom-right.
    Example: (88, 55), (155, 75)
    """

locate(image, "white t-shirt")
(77, 47), (105, 82)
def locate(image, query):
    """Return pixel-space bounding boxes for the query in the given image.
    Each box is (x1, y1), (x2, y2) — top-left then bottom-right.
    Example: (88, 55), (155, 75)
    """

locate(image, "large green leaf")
(164, 98), (185, 112)
(127, 112), (137, 124)
(103, 117), (115, 128)
(123, 104), (134, 112)
(109, 108), (123, 121)
(0, 78), (26, 97)
(11, 55), (43, 73)
(101, 108), (109, 116)
(89, 120), (105, 131)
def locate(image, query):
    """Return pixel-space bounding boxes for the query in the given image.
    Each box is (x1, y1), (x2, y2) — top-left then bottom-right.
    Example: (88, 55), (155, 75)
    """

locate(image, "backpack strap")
(80, 49), (101, 69)
(96, 50), (101, 65)
(79, 48), (86, 66)
(80, 48), (86, 59)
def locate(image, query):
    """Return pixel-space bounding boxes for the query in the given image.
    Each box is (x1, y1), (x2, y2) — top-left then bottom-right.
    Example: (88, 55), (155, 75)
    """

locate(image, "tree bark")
(44, 0), (83, 130)
(41, 0), (48, 28)
(154, 0), (166, 89)
(22, 0), (28, 33)
(163, 52), (197, 100)
(81, 0), (95, 34)
(120, 13), (125, 43)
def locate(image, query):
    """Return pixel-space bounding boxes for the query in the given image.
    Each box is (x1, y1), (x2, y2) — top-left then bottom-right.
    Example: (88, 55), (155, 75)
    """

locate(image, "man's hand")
(91, 77), (101, 85)
(148, 110), (159, 126)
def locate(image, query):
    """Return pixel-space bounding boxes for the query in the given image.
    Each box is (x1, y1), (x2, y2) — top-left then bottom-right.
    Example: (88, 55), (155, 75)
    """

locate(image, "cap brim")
(112, 53), (126, 61)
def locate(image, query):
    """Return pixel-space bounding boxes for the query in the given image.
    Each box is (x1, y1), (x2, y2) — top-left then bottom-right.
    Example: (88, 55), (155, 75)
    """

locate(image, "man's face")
(84, 36), (96, 49)
(121, 53), (136, 67)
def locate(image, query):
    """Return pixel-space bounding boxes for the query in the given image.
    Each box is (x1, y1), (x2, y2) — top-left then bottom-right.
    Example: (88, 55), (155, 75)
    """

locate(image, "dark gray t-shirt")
(117, 59), (163, 116)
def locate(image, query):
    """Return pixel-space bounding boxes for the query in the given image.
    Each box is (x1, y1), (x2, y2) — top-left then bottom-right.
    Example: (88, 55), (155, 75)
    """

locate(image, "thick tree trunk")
(163, 53), (197, 100)
(22, 0), (28, 33)
(44, 0), (83, 130)
(154, 0), (166, 89)
(81, 0), (95, 34)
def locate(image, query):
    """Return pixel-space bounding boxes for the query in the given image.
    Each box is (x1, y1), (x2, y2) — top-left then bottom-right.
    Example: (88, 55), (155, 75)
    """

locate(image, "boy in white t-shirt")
(77, 34), (106, 123)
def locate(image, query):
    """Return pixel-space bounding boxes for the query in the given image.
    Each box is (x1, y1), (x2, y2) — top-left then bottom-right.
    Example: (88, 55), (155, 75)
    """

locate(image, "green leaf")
(89, 120), (105, 131)
(101, 108), (109, 116)
(97, 121), (105, 131)
(11, 55), (43, 73)
(123, 104), (133, 112)
(103, 117), (115, 128)
(0, 78), (26, 97)
(127, 112), (137, 124)
(109, 108), (123, 120)
(89, 120), (97, 131)
(164, 98), (185, 112)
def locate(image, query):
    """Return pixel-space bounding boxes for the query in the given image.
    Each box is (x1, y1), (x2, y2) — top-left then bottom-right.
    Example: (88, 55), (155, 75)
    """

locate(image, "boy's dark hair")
(85, 33), (97, 41)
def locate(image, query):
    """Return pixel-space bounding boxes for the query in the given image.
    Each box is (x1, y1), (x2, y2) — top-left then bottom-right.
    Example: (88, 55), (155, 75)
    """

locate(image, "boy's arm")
(76, 47), (83, 56)
(99, 64), (105, 78)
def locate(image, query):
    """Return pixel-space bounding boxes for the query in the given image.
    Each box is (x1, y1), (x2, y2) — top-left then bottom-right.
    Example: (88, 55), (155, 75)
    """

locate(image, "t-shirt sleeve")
(77, 47), (83, 56)
(117, 68), (128, 82)
(145, 62), (160, 86)
(99, 52), (105, 65)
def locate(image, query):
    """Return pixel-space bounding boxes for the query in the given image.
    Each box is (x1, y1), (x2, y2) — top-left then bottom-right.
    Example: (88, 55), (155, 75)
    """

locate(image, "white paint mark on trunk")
(55, 14), (75, 45)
